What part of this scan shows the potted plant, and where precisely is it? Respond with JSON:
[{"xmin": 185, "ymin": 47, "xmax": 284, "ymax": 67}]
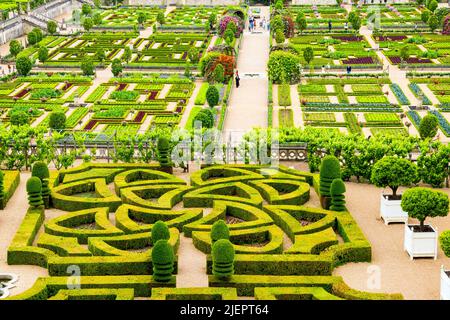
[
  {"xmin": 439, "ymin": 231, "xmax": 450, "ymax": 300},
  {"xmin": 401, "ymin": 187, "xmax": 449, "ymax": 260},
  {"xmin": 371, "ymin": 156, "xmax": 418, "ymax": 225}
]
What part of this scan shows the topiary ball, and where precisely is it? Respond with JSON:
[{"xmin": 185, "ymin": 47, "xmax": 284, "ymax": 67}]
[
  {"xmin": 26, "ymin": 176, "xmax": 42, "ymax": 193},
  {"xmin": 212, "ymin": 239, "xmax": 235, "ymax": 264},
  {"xmin": 152, "ymin": 220, "xmax": 170, "ymax": 244},
  {"xmin": 32, "ymin": 161, "xmax": 50, "ymax": 180},
  {"xmin": 211, "ymin": 220, "xmax": 230, "ymax": 243}
]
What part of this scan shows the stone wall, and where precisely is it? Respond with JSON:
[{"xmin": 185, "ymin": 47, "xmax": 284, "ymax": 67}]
[{"xmin": 0, "ymin": 17, "xmax": 24, "ymax": 45}]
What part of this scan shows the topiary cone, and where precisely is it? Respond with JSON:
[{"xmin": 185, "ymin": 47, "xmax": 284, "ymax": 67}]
[
  {"xmin": 152, "ymin": 239, "xmax": 174, "ymax": 282},
  {"xmin": 319, "ymin": 155, "xmax": 341, "ymax": 209},
  {"xmin": 211, "ymin": 219, "xmax": 230, "ymax": 243},
  {"xmin": 32, "ymin": 162, "xmax": 50, "ymax": 208},
  {"xmin": 212, "ymin": 239, "xmax": 234, "ymax": 280},
  {"xmin": 330, "ymin": 178, "xmax": 346, "ymax": 212},
  {"xmin": 26, "ymin": 177, "xmax": 43, "ymax": 208}
]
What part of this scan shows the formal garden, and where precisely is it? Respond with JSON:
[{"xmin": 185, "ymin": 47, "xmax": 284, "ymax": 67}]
[{"xmin": 0, "ymin": 0, "xmax": 450, "ymax": 303}]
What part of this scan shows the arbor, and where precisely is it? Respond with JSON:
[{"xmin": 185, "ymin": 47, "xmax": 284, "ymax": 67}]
[
  {"xmin": 303, "ymin": 47, "xmax": 314, "ymax": 65},
  {"xmin": 9, "ymin": 39, "xmax": 23, "ymax": 57},
  {"xmin": 49, "ymin": 111, "xmax": 66, "ymax": 131},
  {"xmin": 31, "ymin": 161, "xmax": 50, "ymax": 208},
  {"xmin": 428, "ymin": 14, "xmax": 439, "ymax": 31},
  {"xmin": 152, "ymin": 220, "xmax": 170, "ymax": 244},
  {"xmin": 418, "ymin": 114, "xmax": 438, "ymax": 139},
  {"xmin": 151, "ymin": 239, "xmax": 174, "ymax": 282},
  {"xmin": 157, "ymin": 11, "xmax": 165, "ymax": 25},
  {"xmin": 47, "ymin": 20, "xmax": 57, "ymax": 35},
  {"xmin": 81, "ymin": 58, "xmax": 94, "ymax": 76},
  {"xmin": 319, "ymin": 155, "xmax": 341, "ymax": 209},
  {"xmin": 38, "ymin": 46, "xmax": 48, "ymax": 63},
  {"xmin": 111, "ymin": 59, "xmax": 123, "ymax": 77},
  {"xmin": 330, "ymin": 178, "xmax": 346, "ymax": 211},
  {"xmin": 206, "ymin": 85, "xmax": 220, "ymax": 107},
  {"xmin": 371, "ymin": 156, "xmax": 418, "ymax": 198},
  {"xmin": 212, "ymin": 239, "xmax": 234, "ymax": 279},
  {"xmin": 401, "ymin": 187, "xmax": 449, "ymax": 231},
  {"xmin": 26, "ymin": 176, "xmax": 43, "ymax": 208},
  {"xmin": 16, "ymin": 56, "xmax": 33, "ymax": 76},
  {"xmin": 211, "ymin": 220, "xmax": 230, "ymax": 243},
  {"xmin": 83, "ymin": 17, "xmax": 94, "ymax": 32}
]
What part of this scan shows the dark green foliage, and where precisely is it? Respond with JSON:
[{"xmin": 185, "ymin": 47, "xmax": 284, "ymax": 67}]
[
  {"xmin": 47, "ymin": 21, "xmax": 57, "ymax": 35},
  {"xmin": 303, "ymin": 47, "xmax": 314, "ymax": 65},
  {"xmin": 427, "ymin": 0, "xmax": 438, "ymax": 12},
  {"xmin": 439, "ymin": 230, "xmax": 450, "ymax": 257},
  {"xmin": 111, "ymin": 59, "xmax": 123, "ymax": 77},
  {"xmin": 26, "ymin": 177, "xmax": 43, "ymax": 208},
  {"xmin": 157, "ymin": 11, "xmax": 165, "ymax": 25},
  {"xmin": 152, "ymin": 239, "xmax": 174, "ymax": 282},
  {"xmin": 49, "ymin": 112, "xmax": 66, "ymax": 130},
  {"xmin": 83, "ymin": 17, "xmax": 94, "ymax": 32},
  {"xmin": 319, "ymin": 155, "xmax": 341, "ymax": 198},
  {"xmin": 82, "ymin": 4, "xmax": 92, "ymax": 15},
  {"xmin": 157, "ymin": 137, "xmax": 172, "ymax": 170},
  {"xmin": 206, "ymin": 85, "xmax": 219, "ymax": 107},
  {"xmin": 428, "ymin": 15, "xmax": 439, "ymax": 31},
  {"xmin": 38, "ymin": 46, "xmax": 48, "ymax": 63},
  {"xmin": 81, "ymin": 58, "xmax": 94, "ymax": 76},
  {"xmin": 212, "ymin": 239, "xmax": 234, "ymax": 279},
  {"xmin": 213, "ymin": 64, "xmax": 225, "ymax": 83},
  {"xmin": 419, "ymin": 114, "xmax": 438, "ymax": 139},
  {"xmin": 330, "ymin": 178, "xmax": 346, "ymax": 211},
  {"xmin": 32, "ymin": 161, "xmax": 50, "ymax": 208},
  {"xmin": 9, "ymin": 40, "xmax": 23, "ymax": 57},
  {"xmin": 152, "ymin": 220, "xmax": 170, "ymax": 244},
  {"xmin": 211, "ymin": 220, "xmax": 230, "ymax": 243},
  {"xmin": 10, "ymin": 110, "xmax": 29, "ymax": 126},
  {"xmin": 27, "ymin": 31, "xmax": 37, "ymax": 46},
  {"xmin": 401, "ymin": 187, "xmax": 449, "ymax": 231},
  {"xmin": 16, "ymin": 56, "xmax": 33, "ymax": 76},
  {"xmin": 193, "ymin": 108, "xmax": 214, "ymax": 128},
  {"xmin": 422, "ymin": 9, "xmax": 431, "ymax": 23}
]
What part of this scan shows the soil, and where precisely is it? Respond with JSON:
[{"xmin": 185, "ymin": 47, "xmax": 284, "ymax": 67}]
[
  {"xmin": 409, "ymin": 225, "xmax": 435, "ymax": 233},
  {"xmin": 73, "ymin": 223, "xmax": 97, "ymax": 230},
  {"xmin": 383, "ymin": 194, "xmax": 402, "ymax": 201},
  {"xmin": 298, "ymin": 219, "xmax": 311, "ymax": 227},
  {"xmin": 226, "ymin": 216, "xmax": 245, "ymax": 224}
]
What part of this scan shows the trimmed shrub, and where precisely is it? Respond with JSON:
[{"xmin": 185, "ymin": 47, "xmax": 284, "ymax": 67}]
[
  {"xmin": 81, "ymin": 59, "xmax": 94, "ymax": 76},
  {"xmin": 193, "ymin": 108, "xmax": 214, "ymax": 129},
  {"xmin": 268, "ymin": 51, "xmax": 301, "ymax": 84},
  {"xmin": 47, "ymin": 21, "xmax": 57, "ymax": 35},
  {"xmin": 16, "ymin": 56, "xmax": 33, "ymax": 76},
  {"xmin": 419, "ymin": 114, "xmax": 438, "ymax": 139},
  {"xmin": 32, "ymin": 162, "xmax": 50, "ymax": 208},
  {"xmin": 330, "ymin": 179, "xmax": 346, "ymax": 211},
  {"xmin": 10, "ymin": 110, "xmax": 29, "ymax": 126},
  {"xmin": 152, "ymin": 239, "xmax": 174, "ymax": 282},
  {"xmin": 211, "ymin": 220, "xmax": 230, "ymax": 243},
  {"xmin": 213, "ymin": 64, "xmax": 225, "ymax": 84},
  {"xmin": 26, "ymin": 177, "xmax": 43, "ymax": 208},
  {"xmin": 49, "ymin": 112, "xmax": 66, "ymax": 131},
  {"xmin": 157, "ymin": 137, "xmax": 172, "ymax": 173},
  {"xmin": 152, "ymin": 220, "xmax": 170, "ymax": 244},
  {"xmin": 440, "ymin": 230, "xmax": 450, "ymax": 257},
  {"xmin": 275, "ymin": 29, "xmax": 285, "ymax": 44},
  {"xmin": 319, "ymin": 155, "xmax": 341, "ymax": 209},
  {"xmin": 206, "ymin": 85, "xmax": 219, "ymax": 108},
  {"xmin": 212, "ymin": 239, "xmax": 234, "ymax": 280}
]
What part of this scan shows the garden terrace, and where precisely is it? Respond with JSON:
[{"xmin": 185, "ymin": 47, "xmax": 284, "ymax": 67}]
[
  {"xmin": 289, "ymin": 5, "xmax": 349, "ymax": 31},
  {"xmin": 4, "ymin": 163, "xmax": 402, "ymax": 300},
  {"xmin": 361, "ymin": 4, "xmax": 428, "ymax": 30},
  {"xmin": 95, "ymin": 7, "xmax": 160, "ymax": 29},
  {"xmin": 409, "ymin": 76, "xmax": 450, "ymax": 109}
]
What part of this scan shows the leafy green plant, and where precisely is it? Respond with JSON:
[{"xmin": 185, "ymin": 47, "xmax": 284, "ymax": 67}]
[
  {"xmin": 49, "ymin": 112, "xmax": 66, "ymax": 131},
  {"xmin": 26, "ymin": 176, "xmax": 43, "ymax": 208},
  {"xmin": 152, "ymin": 239, "xmax": 174, "ymax": 282},
  {"xmin": 31, "ymin": 161, "xmax": 50, "ymax": 208},
  {"xmin": 206, "ymin": 85, "xmax": 219, "ymax": 108},
  {"xmin": 330, "ymin": 178, "xmax": 346, "ymax": 211},
  {"xmin": 418, "ymin": 114, "xmax": 438, "ymax": 139},
  {"xmin": 319, "ymin": 155, "xmax": 341, "ymax": 209},
  {"xmin": 211, "ymin": 220, "xmax": 230, "ymax": 243},
  {"xmin": 212, "ymin": 239, "xmax": 234, "ymax": 279},
  {"xmin": 152, "ymin": 220, "xmax": 170, "ymax": 244}
]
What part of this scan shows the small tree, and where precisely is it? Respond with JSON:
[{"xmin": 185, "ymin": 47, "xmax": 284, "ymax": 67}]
[
  {"xmin": 123, "ymin": 47, "xmax": 132, "ymax": 63},
  {"xmin": 81, "ymin": 3, "xmax": 92, "ymax": 15},
  {"xmin": 47, "ymin": 20, "xmax": 57, "ymax": 35},
  {"xmin": 157, "ymin": 137, "xmax": 172, "ymax": 173},
  {"xmin": 275, "ymin": 29, "xmax": 285, "ymax": 44},
  {"xmin": 319, "ymin": 155, "xmax": 341, "ymax": 209},
  {"xmin": 212, "ymin": 239, "xmax": 234, "ymax": 280},
  {"xmin": 296, "ymin": 15, "xmax": 307, "ymax": 34},
  {"xmin": 439, "ymin": 230, "xmax": 450, "ymax": 257},
  {"xmin": 157, "ymin": 11, "xmax": 165, "ymax": 25},
  {"xmin": 211, "ymin": 220, "xmax": 230, "ymax": 243},
  {"xmin": 32, "ymin": 161, "xmax": 50, "ymax": 208},
  {"xmin": 10, "ymin": 110, "xmax": 29, "ymax": 126},
  {"xmin": 418, "ymin": 114, "xmax": 438, "ymax": 139},
  {"xmin": 303, "ymin": 47, "xmax": 314, "ymax": 66},
  {"xmin": 151, "ymin": 239, "xmax": 174, "ymax": 282},
  {"xmin": 49, "ymin": 111, "xmax": 66, "ymax": 131},
  {"xmin": 330, "ymin": 178, "xmax": 346, "ymax": 211},
  {"xmin": 16, "ymin": 56, "xmax": 33, "ymax": 76},
  {"xmin": 137, "ymin": 12, "xmax": 146, "ymax": 25},
  {"xmin": 38, "ymin": 46, "xmax": 48, "ymax": 63},
  {"xmin": 152, "ymin": 220, "xmax": 170, "ymax": 244},
  {"xmin": 27, "ymin": 31, "xmax": 37, "ymax": 46},
  {"xmin": 32, "ymin": 28, "xmax": 43, "ymax": 42},
  {"xmin": 206, "ymin": 85, "xmax": 219, "ymax": 107},
  {"xmin": 188, "ymin": 47, "xmax": 199, "ymax": 63},
  {"xmin": 111, "ymin": 59, "xmax": 123, "ymax": 77},
  {"xmin": 26, "ymin": 177, "xmax": 43, "ymax": 208},
  {"xmin": 371, "ymin": 156, "xmax": 418, "ymax": 198},
  {"xmin": 421, "ymin": 10, "xmax": 431, "ymax": 23},
  {"xmin": 93, "ymin": 12, "xmax": 102, "ymax": 25},
  {"xmin": 400, "ymin": 45, "xmax": 410, "ymax": 64},
  {"xmin": 83, "ymin": 17, "xmax": 94, "ymax": 32},
  {"xmin": 193, "ymin": 109, "xmax": 214, "ymax": 128},
  {"xmin": 427, "ymin": 0, "xmax": 438, "ymax": 12},
  {"xmin": 401, "ymin": 187, "xmax": 449, "ymax": 231},
  {"xmin": 428, "ymin": 15, "xmax": 439, "ymax": 32},
  {"xmin": 81, "ymin": 58, "xmax": 94, "ymax": 76},
  {"xmin": 213, "ymin": 64, "xmax": 225, "ymax": 83},
  {"xmin": 95, "ymin": 48, "xmax": 106, "ymax": 63},
  {"xmin": 9, "ymin": 40, "xmax": 23, "ymax": 57},
  {"xmin": 350, "ymin": 15, "xmax": 361, "ymax": 32}
]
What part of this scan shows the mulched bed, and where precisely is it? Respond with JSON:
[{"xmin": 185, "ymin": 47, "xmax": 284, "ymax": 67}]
[
  {"xmin": 84, "ymin": 120, "xmax": 98, "ymax": 131},
  {"xmin": 226, "ymin": 216, "xmax": 245, "ymax": 224},
  {"xmin": 148, "ymin": 91, "xmax": 158, "ymax": 100},
  {"xmin": 14, "ymin": 88, "xmax": 30, "ymax": 98},
  {"xmin": 333, "ymin": 35, "xmax": 363, "ymax": 42},
  {"xmin": 62, "ymin": 83, "xmax": 73, "ymax": 91},
  {"xmin": 132, "ymin": 111, "xmax": 146, "ymax": 123},
  {"xmin": 342, "ymin": 57, "xmax": 374, "ymax": 64},
  {"xmin": 389, "ymin": 56, "xmax": 432, "ymax": 64},
  {"xmin": 73, "ymin": 223, "xmax": 97, "ymax": 230},
  {"xmin": 375, "ymin": 35, "xmax": 407, "ymax": 41},
  {"xmin": 117, "ymin": 83, "xmax": 127, "ymax": 91}
]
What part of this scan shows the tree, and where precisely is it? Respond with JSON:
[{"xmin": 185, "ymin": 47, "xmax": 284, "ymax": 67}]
[
  {"xmin": 296, "ymin": 15, "xmax": 307, "ymax": 34},
  {"xmin": 151, "ymin": 239, "xmax": 174, "ymax": 282},
  {"xmin": 26, "ymin": 176, "xmax": 43, "ymax": 208},
  {"xmin": 208, "ymin": 13, "xmax": 217, "ymax": 28},
  {"xmin": 188, "ymin": 47, "xmax": 199, "ymax": 63},
  {"xmin": 401, "ymin": 187, "xmax": 449, "ymax": 231},
  {"xmin": 400, "ymin": 45, "xmax": 410, "ymax": 63},
  {"xmin": 32, "ymin": 28, "xmax": 43, "ymax": 42},
  {"xmin": 268, "ymin": 51, "xmax": 301, "ymax": 83},
  {"xmin": 224, "ymin": 28, "xmax": 234, "ymax": 46},
  {"xmin": 421, "ymin": 9, "xmax": 431, "ymax": 23},
  {"xmin": 10, "ymin": 110, "xmax": 29, "ymax": 126},
  {"xmin": 123, "ymin": 47, "xmax": 132, "ymax": 63},
  {"xmin": 157, "ymin": 11, "xmax": 165, "ymax": 25},
  {"xmin": 152, "ymin": 220, "xmax": 170, "ymax": 244},
  {"xmin": 95, "ymin": 48, "xmax": 106, "ymax": 62},
  {"xmin": 83, "ymin": 17, "xmax": 94, "ymax": 32},
  {"xmin": 419, "ymin": 114, "xmax": 438, "ymax": 139},
  {"xmin": 212, "ymin": 239, "xmax": 234, "ymax": 279},
  {"xmin": 275, "ymin": 0, "xmax": 283, "ymax": 10},
  {"xmin": 80, "ymin": 58, "xmax": 94, "ymax": 76},
  {"xmin": 319, "ymin": 155, "xmax": 341, "ymax": 209},
  {"xmin": 275, "ymin": 29, "xmax": 285, "ymax": 44},
  {"xmin": 350, "ymin": 15, "xmax": 361, "ymax": 32},
  {"xmin": 348, "ymin": 11, "xmax": 358, "ymax": 25},
  {"xmin": 47, "ymin": 20, "xmax": 57, "ymax": 35},
  {"xmin": 213, "ymin": 64, "xmax": 225, "ymax": 83},
  {"xmin": 211, "ymin": 220, "xmax": 230, "ymax": 243},
  {"xmin": 111, "ymin": 59, "xmax": 123, "ymax": 77},
  {"xmin": 371, "ymin": 156, "xmax": 418, "ymax": 198},
  {"xmin": 27, "ymin": 31, "xmax": 37, "ymax": 46},
  {"xmin": 193, "ymin": 108, "xmax": 214, "ymax": 128},
  {"xmin": 157, "ymin": 137, "xmax": 172, "ymax": 173},
  {"xmin": 9, "ymin": 39, "xmax": 23, "ymax": 57},
  {"xmin": 427, "ymin": 0, "xmax": 438, "ymax": 12},
  {"xmin": 271, "ymin": 15, "xmax": 284, "ymax": 34},
  {"xmin": 31, "ymin": 161, "xmax": 50, "ymax": 208},
  {"xmin": 81, "ymin": 3, "xmax": 92, "ymax": 16},
  {"xmin": 49, "ymin": 111, "xmax": 66, "ymax": 131},
  {"xmin": 137, "ymin": 12, "xmax": 146, "ymax": 25},
  {"xmin": 303, "ymin": 47, "xmax": 314, "ymax": 65},
  {"xmin": 428, "ymin": 14, "xmax": 439, "ymax": 31},
  {"xmin": 38, "ymin": 46, "xmax": 48, "ymax": 63},
  {"xmin": 330, "ymin": 178, "xmax": 346, "ymax": 211},
  {"xmin": 206, "ymin": 85, "xmax": 219, "ymax": 107},
  {"xmin": 93, "ymin": 12, "xmax": 102, "ymax": 25},
  {"xmin": 16, "ymin": 56, "xmax": 33, "ymax": 76}
]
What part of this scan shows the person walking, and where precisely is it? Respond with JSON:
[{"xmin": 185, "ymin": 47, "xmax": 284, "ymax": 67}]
[
  {"xmin": 235, "ymin": 70, "xmax": 240, "ymax": 88},
  {"xmin": 344, "ymin": 22, "xmax": 348, "ymax": 32},
  {"xmin": 328, "ymin": 20, "xmax": 332, "ymax": 32}
]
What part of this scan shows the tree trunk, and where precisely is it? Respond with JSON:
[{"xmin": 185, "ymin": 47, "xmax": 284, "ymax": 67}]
[
  {"xmin": 420, "ymin": 219, "xmax": 425, "ymax": 232},
  {"xmin": 392, "ymin": 186, "xmax": 398, "ymax": 197}
]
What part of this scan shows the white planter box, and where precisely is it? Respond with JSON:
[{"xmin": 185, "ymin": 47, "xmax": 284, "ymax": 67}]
[
  {"xmin": 440, "ymin": 266, "xmax": 450, "ymax": 300},
  {"xmin": 380, "ymin": 194, "xmax": 408, "ymax": 225},
  {"xmin": 404, "ymin": 224, "xmax": 438, "ymax": 260}
]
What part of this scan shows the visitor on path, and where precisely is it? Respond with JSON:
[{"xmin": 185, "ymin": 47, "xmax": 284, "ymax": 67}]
[
  {"xmin": 235, "ymin": 70, "xmax": 240, "ymax": 88},
  {"xmin": 321, "ymin": 65, "xmax": 325, "ymax": 74},
  {"xmin": 328, "ymin": 20, "xmax": 332, "ymax": 32},
  {"xmin": 344, "ymin": 22, "xmax": 348, "ymax": 32},
  {"xmin": 346, "ymin": 65, "xmax": 350, "ymax": 75}
]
